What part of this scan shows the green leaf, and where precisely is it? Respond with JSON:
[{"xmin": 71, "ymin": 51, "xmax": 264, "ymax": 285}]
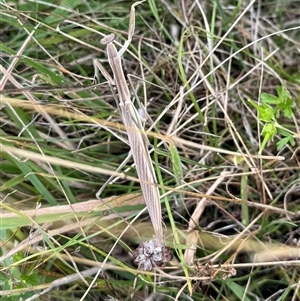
[
  {"xmin": 277, "ymin": 136, "xmax": 295, "ymax": 150},
  {"xmin": 225, "ymin": 279, "xmax": 252, "ymax": 301},
  {"xmin": 248, "ymin": 98, "xmax": 260, "ymax": 110},
  {"xmin": 0, "ymin": 174, "xmax": 26, "ymax": 191},
  {"xmin": 276, "ymin": 96, "xmax": 293, "ymax": 111},
  {"xmin": 7, "ymin": 152, "xmax": 57, "ymax": 205},
  {"xmin": 248, "ymin": 99, "xmax": 275, "ymax": 122},
  {"xmin": 23, "ymin": 57, "xmax": 66, "ymax": 85},
  {"xmin": 262, "ymin": 122, "xmax": 277, "ymax": 140},
  {"xmin": 258, "ymin": 103, "xmax": 275, "ymax": 122},
  {"xmin": 277, "ymin": 128, "xmax": 291, "ymax": 137},
  {"xmin": 276, "ymin": 85, "xmax": 291, "ymax": 102},
  {"xmin": 283, "ymin": 106, "xmax": 293, "ymax": 118},
  {"xmin": 261, "ymin": 93, "xmax": 278, "ymax": 105},
  {"xmin": 21, "ymin": 271, "xmax": 40, "ymax": 286}
]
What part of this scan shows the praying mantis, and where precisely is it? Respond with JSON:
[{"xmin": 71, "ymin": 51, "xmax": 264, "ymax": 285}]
[{"xmin": 94, "ymin": 1, "xmax": 173, "ymax": 270}]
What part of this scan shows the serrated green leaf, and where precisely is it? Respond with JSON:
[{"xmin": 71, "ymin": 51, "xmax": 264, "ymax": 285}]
[
  {"xmin": 258, "ymin": 103, "xmax": 275, "ymax": 122},
  {"xmin": 262, "ymin": 122, "xmax": 277, "ymax": 139},
  {"xmin": 276, "ymin": 85, "xmax": 291, "ymax": 101},
  {"xmin": 277, "ymin": 136, "xmax": 290, "ymax": 151}
]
